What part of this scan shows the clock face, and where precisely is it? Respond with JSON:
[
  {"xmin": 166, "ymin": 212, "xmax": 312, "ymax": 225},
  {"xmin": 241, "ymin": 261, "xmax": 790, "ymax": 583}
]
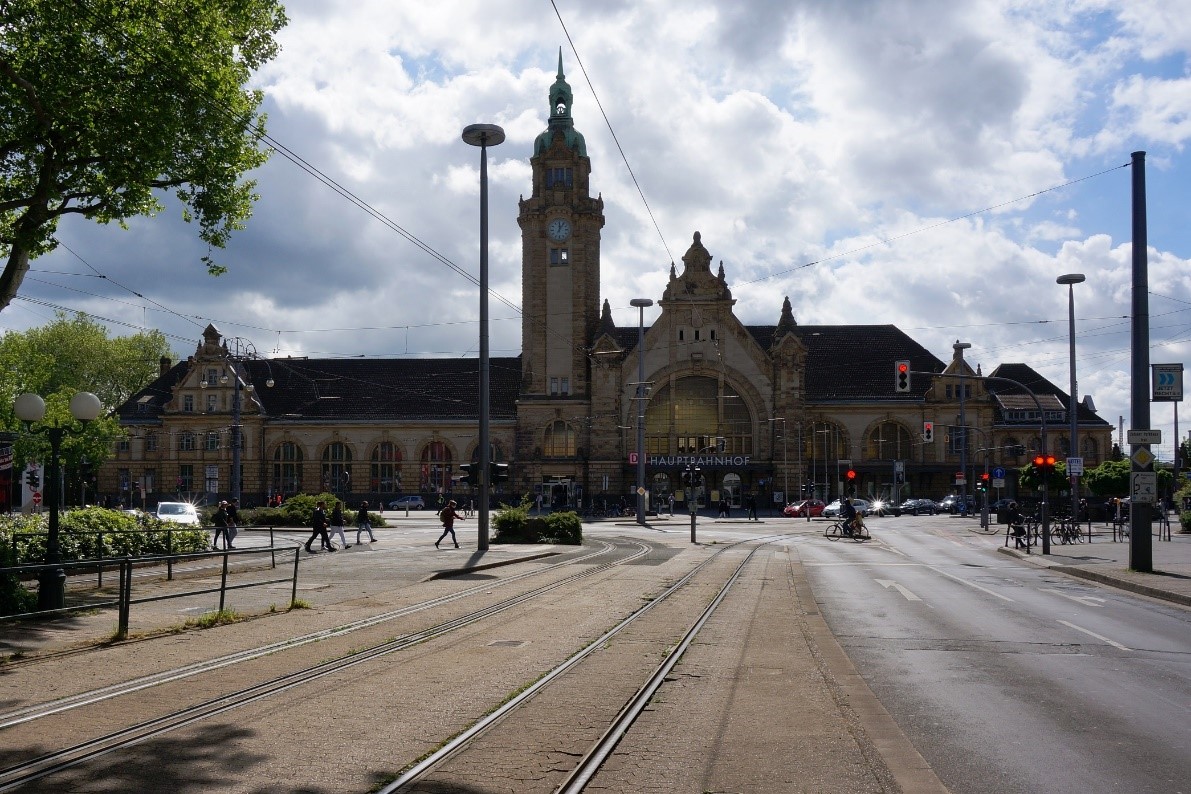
[{"xmin": 547, "ymin": 219, "xmax": 571, "ymax": 241}]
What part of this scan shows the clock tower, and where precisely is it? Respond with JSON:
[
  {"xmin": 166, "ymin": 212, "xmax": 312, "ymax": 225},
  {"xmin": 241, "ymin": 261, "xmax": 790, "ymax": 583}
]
[{"xmin": 517, "ymin": 50, "xmax": 605, "ymax": 400}]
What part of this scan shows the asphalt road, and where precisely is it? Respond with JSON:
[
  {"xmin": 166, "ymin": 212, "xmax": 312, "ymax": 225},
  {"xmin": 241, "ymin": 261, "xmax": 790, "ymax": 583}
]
[{"xmin": 797, "ymin": 515, "xmax": 1191, "ymax": 794}]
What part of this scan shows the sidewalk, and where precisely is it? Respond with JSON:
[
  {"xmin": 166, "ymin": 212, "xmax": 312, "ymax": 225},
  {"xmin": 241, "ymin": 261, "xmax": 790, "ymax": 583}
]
[{"xmin": 972, "ymin": 520, "xmax": 1191, "ymax": 607}]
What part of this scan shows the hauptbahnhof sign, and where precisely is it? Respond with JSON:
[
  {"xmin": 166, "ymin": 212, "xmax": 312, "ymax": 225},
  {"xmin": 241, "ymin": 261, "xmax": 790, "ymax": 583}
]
[{"xmin": 642, "ymin": 455, "xmax": 755, "ymax": 468}]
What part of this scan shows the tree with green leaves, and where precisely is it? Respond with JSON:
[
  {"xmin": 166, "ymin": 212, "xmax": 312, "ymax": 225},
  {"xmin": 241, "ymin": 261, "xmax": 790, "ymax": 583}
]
[
  {"xmin": 0, "ymin": 312, "xmax": 173, "ymax": 478},
  {"xmin": 0, "ymin": 0, "xmax": 288, "ymax": 312}
]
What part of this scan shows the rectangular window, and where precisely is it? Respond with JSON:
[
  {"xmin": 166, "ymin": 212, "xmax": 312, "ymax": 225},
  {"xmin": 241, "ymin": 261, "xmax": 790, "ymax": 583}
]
[
  {"xmin": 116, "ymin": 438, "xmax": 130, "ymax": 452},
  {"xmin": 550, "ymin": 377, "xmax": 559, "ymax": 395},
  {"xmin": 945, "ymin": 385, "xmax": 953, "ymax": 399},
  {"xmin": 549, "ymin": 247, "xmax": 569, "ymax": 266},
  {"xmin": 205, "ymin": 368, "xmax": 219, "ymax": 386},
  {"xmin": 146, "ymin": 433, "xmax": 158, "ymax": 452},
  {"xmin": 206, "ymin": 394, "xmax": 218, "ymax": 412},
  {"xmin": 678, "ymin": 329, "xmax": 684, "ymax": 341},
  {"xmin": 179, "ymin": 433, "xmax": 195, "ymax": 452},
  {"xmin": 178, "ymin": 465, "xmax": 193, "ymax": 491},
  {"xmin": 205, "ymin": 465, "xmax": 219, "ymax": 493},
  {"xmin": 118, "ymin": 468, "xmax": 130, "ymax": 491},
  {"xmin": 561, "ymin": 377, "xmax": 569, "ymax": 396},
  {"xmin": 545, "ymin": 167, "xmax": 573, "ymax": 188},
  {"xmin": 143, "ymin": 469, "xmax": 155, "ymax": 494},
  {"xmin": 206, "ymin": 432, "xmax": 220, "ymax": 451},
  {"xmin": 183, "ymin": 394, "xmax": 194, "ymax": 412}
]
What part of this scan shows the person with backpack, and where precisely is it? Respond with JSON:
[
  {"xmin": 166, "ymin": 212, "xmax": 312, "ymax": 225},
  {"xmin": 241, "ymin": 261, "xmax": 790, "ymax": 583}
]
[
  {"xmin": 212, "ymin": 501, "xmax": 231, "ymax": 550},
  {"xmin": 436, "ymin": 500, "xmax": 462, "ymax": 549}
]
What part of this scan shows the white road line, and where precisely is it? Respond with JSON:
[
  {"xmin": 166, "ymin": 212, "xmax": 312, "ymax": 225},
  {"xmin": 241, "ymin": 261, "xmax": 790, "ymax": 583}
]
[
  {"xmin": 1058, "ymin": 619, "xmax": 1131, "ymax": 651},
  {"xmin": 875, "ymin": 579, "xmax": 922, "ymax": 601},
  {"xmin": 1040, "ymin": 588, "xmax": 1106, "ymax": 607},
  {"xmin": 926, "ymin": 565, "xmax": 1016, "ymax": 602}
]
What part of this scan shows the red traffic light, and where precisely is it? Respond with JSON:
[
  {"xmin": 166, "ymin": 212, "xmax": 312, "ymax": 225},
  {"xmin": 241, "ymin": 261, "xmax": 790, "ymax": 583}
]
[
  {"xmin": 897, "ymin": 362, "xmax": 908, "ymax": 374},
  {"xmin": 1045, "ymin": 455, "xmax": 1056, "ymax": 466},
  {"xmin": 981, "ymin": 472, "xmax": 990, "ymax": 480},
  {"xmin": 1032, "ymin": 455, "xmax": 1046, "ymax": 467},
  {"xmin": 846, "ymin": 469, "xmax": 856, "ymax": 480}
]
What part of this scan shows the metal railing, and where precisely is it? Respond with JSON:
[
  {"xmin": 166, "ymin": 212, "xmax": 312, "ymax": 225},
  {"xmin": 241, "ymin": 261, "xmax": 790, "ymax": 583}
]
[{"xmin": 1, "ymin": 545, "xmax": 301, "ymax": 639}]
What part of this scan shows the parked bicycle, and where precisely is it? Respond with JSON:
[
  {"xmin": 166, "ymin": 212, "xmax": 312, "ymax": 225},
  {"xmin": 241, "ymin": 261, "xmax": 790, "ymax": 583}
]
[{"xmin": 1050, "ymin": 519, "xmax": 1083, "ymax": 545}]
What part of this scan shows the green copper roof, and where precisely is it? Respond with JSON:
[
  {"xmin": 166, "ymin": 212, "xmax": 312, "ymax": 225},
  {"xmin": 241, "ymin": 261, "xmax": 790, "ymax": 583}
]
[{"xmin": 534, "ymin": 48, "xmax": 586, "ymax": 156}]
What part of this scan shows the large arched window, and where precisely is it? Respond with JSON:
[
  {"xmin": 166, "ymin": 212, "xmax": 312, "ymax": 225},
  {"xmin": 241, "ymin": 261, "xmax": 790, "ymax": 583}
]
[
  {"xmin": 1081, "ymin": 436, "xmax": 1099, "ymax": 463},
  {"xmin": 644, "ymin": 376, "xmax": 752, "ymax": 455},
  {"xmin": 421, "ymin": 441, "xmax": 452, "ymax": 493},
  {"xmin": 371, "ymin": 442, "xmax": 402, "ymax": 492},
  {"xmin": 322, "ymin": 442, "xmax": 353, "ymax": 493},
  {"xmin": 543, "ymin": 420, "xmax": 576, "ymax": 458},
  {"xmin": 866, "ymin": 422, "xmax": 913, "ymax": 460},
  {"xmin": 273, "ymin": 441, "xmax": 303, "ymax": 494}
]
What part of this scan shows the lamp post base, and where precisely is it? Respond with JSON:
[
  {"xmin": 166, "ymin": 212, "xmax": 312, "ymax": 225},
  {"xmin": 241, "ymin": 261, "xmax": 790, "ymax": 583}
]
[{"xmin": 37, "ymin": 566, "xmax": 66, "ymax": 612}]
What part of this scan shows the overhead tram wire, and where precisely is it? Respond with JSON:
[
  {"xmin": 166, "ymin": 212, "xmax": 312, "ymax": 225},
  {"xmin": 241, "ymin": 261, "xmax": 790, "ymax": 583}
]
[{"xmin": 550, "ymin": 0, "xmax": 674, "ymax": 266}]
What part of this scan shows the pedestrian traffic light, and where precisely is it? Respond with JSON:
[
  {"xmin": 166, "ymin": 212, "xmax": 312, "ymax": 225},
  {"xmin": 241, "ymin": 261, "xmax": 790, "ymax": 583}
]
[
  {"xmin": 922, "ymin": 421, "xmax": 934, "ymax": 443},
  {"xmin": 489, "ymin": 462, "xmax": 509, "ymax": 483},
  {"xmin": 459, "ymin": 463, "xmax": 480, "ymax": 486},
  {"xmin": 895, "ymin": 360, "xmax": 911, "ymax": 393}
]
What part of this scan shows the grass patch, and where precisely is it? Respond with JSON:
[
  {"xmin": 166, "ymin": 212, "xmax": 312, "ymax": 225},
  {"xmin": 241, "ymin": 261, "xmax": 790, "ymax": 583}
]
[
  {"xmin": 184, "ymin": 609, "xmax": 243, "ymax": 629},
  {"xmin": 289, "ymin": 598, "xmax": 313, "ymax": 610}
]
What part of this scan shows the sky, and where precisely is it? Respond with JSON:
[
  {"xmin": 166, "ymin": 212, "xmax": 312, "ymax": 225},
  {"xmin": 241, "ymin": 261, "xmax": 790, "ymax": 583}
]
[{"xmin": 6, "ymin": 0, "xmax": 1191, "ymax": 462}]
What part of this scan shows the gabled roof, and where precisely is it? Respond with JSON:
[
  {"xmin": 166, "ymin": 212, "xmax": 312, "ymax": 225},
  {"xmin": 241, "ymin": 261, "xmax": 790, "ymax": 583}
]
[
  {"xmin": 987, "ymin": 363, "xmax": 1111, "ymax": 426},
  {"xmin": 118, "ymin": 356, "xmax": 522, "ymax": 424}
]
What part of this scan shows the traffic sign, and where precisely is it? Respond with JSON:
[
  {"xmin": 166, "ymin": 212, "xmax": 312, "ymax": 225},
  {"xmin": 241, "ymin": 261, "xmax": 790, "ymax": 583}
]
[
  {"xmin": 1131, "ymin": 447, "xmax": 1155, "ymax": 468},
  {"xmin": 992, "ymin": 466, "xmax": 1006, "ymax": 479},
  {"xmin": 1127, "ymin": 429, "xmax": 1161, "ymax": 445},
  {"xmin": 992, "ymin": 478, "xmax": 1005, "ymax": 488},
  {"xmin": 1131, "ymin": 472, "xmax": 1157, "ymax": 503},
  {"xmin": 32, "ymin": 492, "xmax": 41, "ymax": 505},
  {"xmin": 1151, "ymin": 363, "xmax": 1183, "ymax": 402},
  {"xmin": 1067, "ymin": 457, "xmax": 1084, "ymax": 476}
]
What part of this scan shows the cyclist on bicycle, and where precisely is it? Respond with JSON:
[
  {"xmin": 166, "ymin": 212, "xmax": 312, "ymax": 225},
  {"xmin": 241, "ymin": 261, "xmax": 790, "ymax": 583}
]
[{"xmin": 839, "ymin": 497, "xmax": 859, "ymax": 536}]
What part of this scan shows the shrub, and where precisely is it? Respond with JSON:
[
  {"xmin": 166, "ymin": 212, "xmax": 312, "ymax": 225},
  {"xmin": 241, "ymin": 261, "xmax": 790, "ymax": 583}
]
[{"xmin": 492, "ymin": 500, "xmax": 582, "ymax": 545}]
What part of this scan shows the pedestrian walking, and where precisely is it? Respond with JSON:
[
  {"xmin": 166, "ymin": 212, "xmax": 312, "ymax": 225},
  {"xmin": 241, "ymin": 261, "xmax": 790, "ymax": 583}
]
[
  {"xmin": 328, "ymin": 501, "xmax": 351, "ymax": 549},
  {"xmin": 746, "ymin": 493, "xmax": 758, "ymax": 521},
  {"xmin": 717, "ymin": 498, "xmax": 730, "ymax": 518},
  {"xmin": 436, "ymin": 500, "xmax": 462, "ymax": 548},
  {"xmin": 356, "ymin": 501, "xmax": 376, "ymax": 544},
  {"xmin": 212, "ymin": 500, "xmax": 230, "ymax": 550},
  {"xmin": 225, "ymin": 498, "xmax": 239, "ymax": 548},
  {"xmin": 668, "ymin": 493, "xmax": 675, "ymax": 516},
  {"xmin": 305, "ymin": 500, "xmax": 335, "ymax": 553}
]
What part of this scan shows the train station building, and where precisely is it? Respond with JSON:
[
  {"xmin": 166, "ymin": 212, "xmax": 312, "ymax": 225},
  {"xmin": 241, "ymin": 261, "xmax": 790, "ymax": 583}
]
[{"xmin": 103, "ymin": 57, "xmax": 1113, "ymax": 512}]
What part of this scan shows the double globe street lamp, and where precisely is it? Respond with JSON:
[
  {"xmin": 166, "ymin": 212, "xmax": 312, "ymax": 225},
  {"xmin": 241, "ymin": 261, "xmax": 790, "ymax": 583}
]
[{"xmin": 14, "ymin": 391, "xmax": 103, "ymax": 611}]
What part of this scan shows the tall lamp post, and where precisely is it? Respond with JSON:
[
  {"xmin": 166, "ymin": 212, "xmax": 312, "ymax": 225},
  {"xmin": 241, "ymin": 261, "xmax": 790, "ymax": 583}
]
[
  {"xmin": 14, "ymin": 391, "xmax": 103, "ymax": 611},
  {"xmin": 768, "ymin": 418, "xmax": 788, "ymax": 507},
  {"xmin": 210, "ymin": 337, "xmax": 273, "ymax": 505},
  {"xmin": 630, "ymin": 298, "xmax": 654, "ymax": 524},
  {"xmin": 1057, "ymin": 274, "xmax": 1085, "ymax": 526},
  {"xmin": 462, "ymin": 122, "xmax": 505, "ymax": 550}
]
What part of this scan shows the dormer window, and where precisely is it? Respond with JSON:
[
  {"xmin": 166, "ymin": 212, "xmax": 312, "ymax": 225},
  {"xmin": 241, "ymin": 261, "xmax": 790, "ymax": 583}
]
[{"xmin": 183, "ymin": 394, "xmax": 194, "ymax": 412}]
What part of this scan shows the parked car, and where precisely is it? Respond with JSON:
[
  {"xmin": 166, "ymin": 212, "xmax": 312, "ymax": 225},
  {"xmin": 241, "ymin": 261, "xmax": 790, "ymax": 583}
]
[
  {"xmin": 867, "ymin": 498, "xmax": 895, "ymax": 517},
  {"xmin": 388, "ymin": 495, "xmax": 426, "ymax": 510},
  {"xmin": 990, "ymin": 498, "xmax": 1018, "ymax": 512},
  {"xmin": 939, "ymin": 494, "xmax": 978, "ymax": 514},
  {"xmin": 784, "ymin": 499, "xmax": 826, "ymax": 518},
  {"xmin": 898, "ymin": 498, "xmax": 939, "ymax": 515},
  {"xmin": 822, "ymin": 498, "xmax": 872, "ymax": 518},
  {"xmin": 155, "ymin": 501, "xmax": 199, "ymax": 525}
]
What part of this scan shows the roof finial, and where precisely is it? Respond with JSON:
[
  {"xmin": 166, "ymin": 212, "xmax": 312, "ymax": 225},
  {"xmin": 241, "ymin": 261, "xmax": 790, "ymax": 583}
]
[{"xmin": 557, "ymin": 47, "xmax": 564, "ymax": 79}]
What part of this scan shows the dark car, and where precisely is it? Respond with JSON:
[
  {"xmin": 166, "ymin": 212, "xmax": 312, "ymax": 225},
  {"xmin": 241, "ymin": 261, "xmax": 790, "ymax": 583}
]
[{"xmin": 898, "ymin": 498, "xmax": 939, "ymax": 515}]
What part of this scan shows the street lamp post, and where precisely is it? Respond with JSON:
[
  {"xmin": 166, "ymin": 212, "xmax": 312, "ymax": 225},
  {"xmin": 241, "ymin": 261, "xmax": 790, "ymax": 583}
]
[
  {"xmin": 1058, "ymin": 274, "xmax": 1085, "ymax": 527},
  {"xmin": 630, "ymin": 298, "xmax": 654, "ymax": 524},
  {"xmin": 14, "ymin": 391, "xmax": 103, "ymax": 611},
  {"xmin": 462, "ymin": 122, "xmax": 505, "ymax": 550},
  {"xmin": 954, "ymin": 341, "xmax": 972, "ymax": 512},
  {"xmin": 768, "ymin": 418, "xmax": 788, "ymax": 509},
  {"xmin": 211, "ymin": 338, "xmax": 273, "ymax": 505}
]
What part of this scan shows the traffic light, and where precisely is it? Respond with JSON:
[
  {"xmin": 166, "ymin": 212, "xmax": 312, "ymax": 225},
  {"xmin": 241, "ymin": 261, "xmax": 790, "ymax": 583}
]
[
  {"xmin": 846, "ymin": 469, "xmax": 856, "ymax": 481},
  {"xmin": 460, "ymin": 463, "xmax": 479, "ymax": 486},
  {"xmin": 895, "ymin": 360, "xmax": 911, "ymax": 393},
  {"xmin": 25, "ymin": 470, "xmax": 39, "ymax": 488},
  {"xmin": 922, "ymin": 421, "xmax": 934, "ymax": 443},
  {"xmin": 1032, "ymin": 454, "xmax": 1057, "ymax": 474},
  {"xmin": 977, "ymin": 472, "xmax": 990, "ymax": 492},
  {"xmin": 489, "ymin": 462, "xmax": 509, "ymax": 483}
]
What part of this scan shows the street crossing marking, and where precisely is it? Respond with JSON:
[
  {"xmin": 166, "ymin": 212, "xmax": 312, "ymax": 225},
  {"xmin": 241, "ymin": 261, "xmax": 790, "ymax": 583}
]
[
  {"xmin": 1040, "ymin": 588, "xmax": 1106, "ymax": 607},
  {"xmin": 875, "ymin": 579, "xmax": 922, "ymax": 601},
  {"xmin": 1058, "ymin": 619, "xmax": 1130, "ymax": 651}
]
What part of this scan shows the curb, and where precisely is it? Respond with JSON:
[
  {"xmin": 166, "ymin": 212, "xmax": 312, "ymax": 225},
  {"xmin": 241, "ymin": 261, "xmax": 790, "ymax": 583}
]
[{"xmin": 997, "ymin": 546, "xmax": 1191, "ymax": 608}]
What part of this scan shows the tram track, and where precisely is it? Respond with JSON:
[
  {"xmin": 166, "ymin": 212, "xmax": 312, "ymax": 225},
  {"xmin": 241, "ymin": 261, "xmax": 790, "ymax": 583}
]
[
  {"xmin": 0, "ymin": 540, "xmax": 656, "ymax": 791},
  {"xmin": 379, "ymin": 536, "xmax": 781, "ymax": 793},
  {"xmin": 0, "ymin": 539, "xmax": 631, "ymax": 730}
]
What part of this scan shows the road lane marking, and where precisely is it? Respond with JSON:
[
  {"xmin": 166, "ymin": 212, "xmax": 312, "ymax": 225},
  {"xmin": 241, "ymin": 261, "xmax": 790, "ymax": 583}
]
[
  {"xmin": 926, "ymin": 565, "xmax": 1016, "ymax": 602},
  {"xmin": 1040, "ymin": 588, "xmax": 1106, "ymax": 607},
  {"xmin": 1057, "ymin": 620, "xmax": 1131, "ymax": 651},
  {"xmin": 875, "ymin": 579, "xmax": 922, "ymax": 601}
]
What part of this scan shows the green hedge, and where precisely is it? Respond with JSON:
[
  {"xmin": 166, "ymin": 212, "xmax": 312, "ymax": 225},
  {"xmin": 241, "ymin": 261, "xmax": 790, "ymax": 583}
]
[
  {"xmin": 492, "ymin": 501, "xmax": 582, "ymax": 545},
  {"xmin": 0, "ymin": 507, "xmax": 210, "ymax": 566},
  {"xmin": 245, "ymin": 493, "xmax": 385, "ymax": 528}
]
